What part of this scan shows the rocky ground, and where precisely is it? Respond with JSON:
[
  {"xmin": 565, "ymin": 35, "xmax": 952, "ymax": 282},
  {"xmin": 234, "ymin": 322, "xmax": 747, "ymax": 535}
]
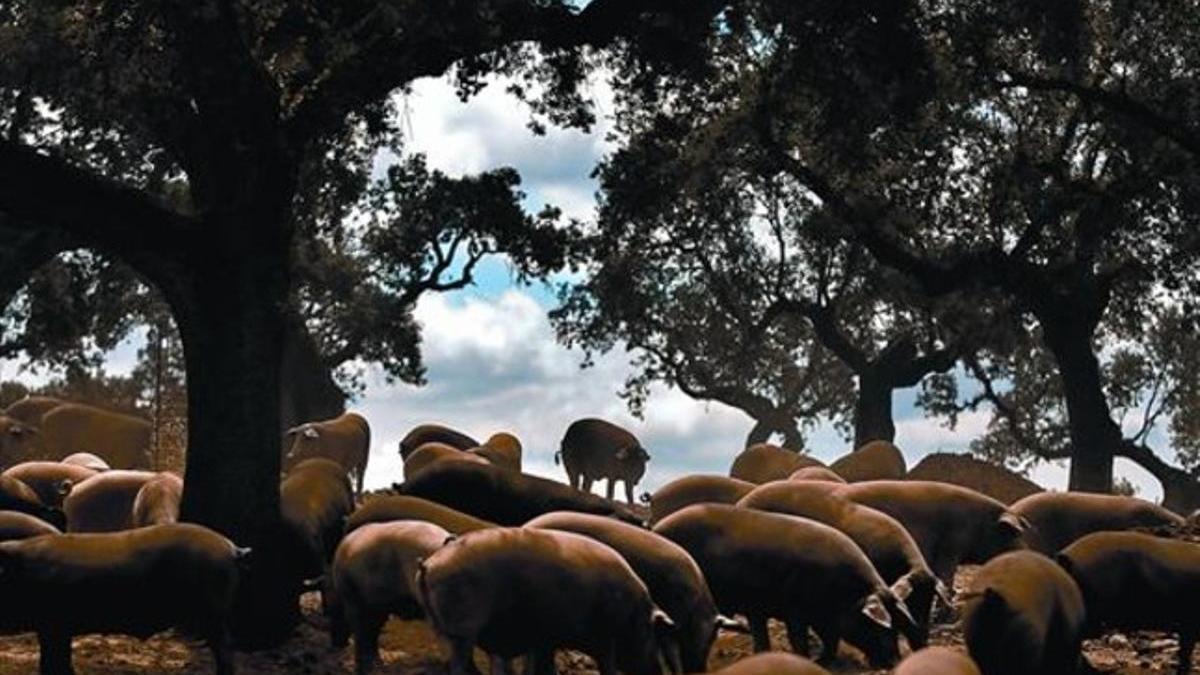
[{"xmin": 0, "ymin": 567, "xmax": 1191, "ymax": 674}]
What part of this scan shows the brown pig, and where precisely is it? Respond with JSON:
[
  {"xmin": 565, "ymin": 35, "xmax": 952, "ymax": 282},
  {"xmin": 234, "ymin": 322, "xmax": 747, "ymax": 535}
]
[
  {"xmin": 738, "ymin": 481, "xmax": 948, "ymax": 647},
  {"xmin": 280, "ymin": 458, "xmax": 355, "ymax": 622},
  {"xmin": 1057, "ymin": 531, "xmax": 1200, "ymax": 675},
  {"xmin": 416, "ymin": 527, "xmax": 680, "ymax": 675},
  {"xmin": 709, "ymin": 652, "xmax": 831, "ymax": 675},
  {"xmin": 648, "ymin": 475, "xmax": 756, "ymax": 526},
  {"xmin": 557, "ymin": 418, "xmax": 649, "ymax": 504},
  {"xmin": 894, "ymin": 647, "xmax": 981, "ymax": 675},
  {"xmin": 62, "ymin": 470, "xmax": 156, "ymax": 533},
  {"xmin": 398, "ymin": 423, "xmax": 478, "ymax": 460},
  {"xmin": 0, "ymin": 474, "xmax": 66, "ymax": 529},
  {"xmin": 39, "ymin": 403, "xmax": 153, "ymax": 470},
  {"xmin": 834, "ymin": 481, "xmax": 1028, "ymax": 584},
  {"xmin": 0, "ymin": 523, "xmax": 246, "ymax": 675},
  {"xmin": 0, "ymin": 510, "xmax": 61, "ymax": 540},
  {"xmin": 395, "ymin": 460, "xmax": 644, "ymax": 526},
  {"xmin": 729, "ymin": 444, "xmax": 822, "ymax": 484},
  {"xmin": 961, "ymin": 551, "xmax": 1086, "ymax": 675},
  {"xmin": 1009, "ymin": 491, "xmax": 1184, "ymax": 554},
  {"xmin": 332, "ymin": 521, "xmax": 452, "ymax": 674},
  {"xmin": 828, "ymin": 441, "xmax": 906, "ymax": 483},
  {"xmin": 789, "ymin": 467, "xmax": 846, "ymax": 484},
  {"xmin": 3, "ymin": 395, "xmax": 64, "ymax": 426},
  {"xmin": 468, "ymin": 432, "xmax": 522, "ymax": 472},
  {"xmin": 526, "ymin": 511, "xmax": 726, "ymax": 672},
  {"xmin": 131, "ymin": 472, "xmax": 184, "ymax": 527},
  {"xmin": 653, "ymin": 504, "xmax": 914, "ymax": 668},
  {"xmin": 403, "ymin": 441, "xmax": 489, "ymax": 481},
  {"xmin": 283, "ymin": 412, "xmax": 371, "ymax": 494},
  {"xmin": 3, "ymin": 461, "xmax": 96, "ymax": 508},
  {"xmin": 61, "ymin": 453, "xmax": 110, "ymax": 472},
  {"xmin": 345, "ymin": 495, "xmax": 495, "ymax": 536}
]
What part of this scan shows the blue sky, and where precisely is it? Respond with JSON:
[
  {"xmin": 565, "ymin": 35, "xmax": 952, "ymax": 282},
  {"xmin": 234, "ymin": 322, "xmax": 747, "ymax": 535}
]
[{"xmin": 0, "ymin": 71, "xmax": 1164, "ymax": 500}]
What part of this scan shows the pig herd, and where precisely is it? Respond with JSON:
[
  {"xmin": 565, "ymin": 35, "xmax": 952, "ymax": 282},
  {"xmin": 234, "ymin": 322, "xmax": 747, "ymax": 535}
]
[{"xmin": 1, "ymin": 400, "xmax": 1200, "ymax": 675}]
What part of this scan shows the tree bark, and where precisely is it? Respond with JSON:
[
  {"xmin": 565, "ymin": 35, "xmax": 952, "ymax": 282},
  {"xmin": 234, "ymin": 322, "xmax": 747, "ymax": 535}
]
[
  {"xmin": 853, "ymin": 372, "xmax": 896, "ymax": 448},
  {"xmin": 744, "ymin": 414, "xmax": 805, "ymax": 451},
  {"xmin": 1119, "ymin": 441, "xmax": 1200, "ymax": 515},
  {"xmin": 279, "ymin": 310, "xmax": 347, "ymax": 432}
]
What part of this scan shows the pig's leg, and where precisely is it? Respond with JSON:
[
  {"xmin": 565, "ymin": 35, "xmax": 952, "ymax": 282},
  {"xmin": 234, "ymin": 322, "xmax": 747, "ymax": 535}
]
[
  {"xmin": 38, "ymin": 630, "xmax": 74, "ymax": 675},
  {"xmin": 605, "ymin": 478, "xmax": 616, "ymax": 501},
  {"xmin": 1178, "ymin": 631, "xmax": 1196, "ymax": 675},
  {"xmin": 352, "ymin": 609, "xmax": 386, "ymax": 675},
  {"xmin": 814, "ymin": 624, "xmax": 840, "ymax": 664},
  {"xmin": 785, "ymin": 618, "xmax": 811, "ymax": 657},
  {"xmin": 748, "ymin": 613, "xmax": 771, "ymax": 652},
  {"xmin": 209, "ymin": 626, "xmax": 235, "ymax": 675},
  {"xmin": 624, "ymin": 481, "xmax": 634, "ymax": 505},
  {"xmin": 448, "ymin": 637, "xmax": 483, "ymax": 675},
  {"xmin": 582, "ymin": 476, "xmax": 594, "ymax": 494},
  {"xmin": 524, "ymin": 649, "xmax": 556, "ymax": 675},
  {"xmin": 593, "ymin": 643, "xmax": 617, "ymax": 675}
]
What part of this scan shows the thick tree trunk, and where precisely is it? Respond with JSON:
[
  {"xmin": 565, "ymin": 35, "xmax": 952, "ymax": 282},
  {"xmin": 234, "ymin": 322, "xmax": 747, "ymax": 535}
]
[
  {"xmin": 853, "ymin": 373, "xmax": 896, "ymax": 449},
  {"xmin": 279, "ymin": 311, "xmax": 347, "ymax": 431},
  {"xmin": 1118, "ymin": 441, "xmax": 1200, "ymax": 515},
  {"xmin": 1042, "ymin": 320, "xmax": 1118, "ymax": 493}
]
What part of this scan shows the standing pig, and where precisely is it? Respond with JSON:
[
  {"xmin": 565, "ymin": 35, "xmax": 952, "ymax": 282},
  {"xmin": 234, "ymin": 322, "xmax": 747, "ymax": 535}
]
[
  {"xmin": 894, "ymin": 647, "xmax": 981, "ymax": 675},
  {"xmin": 416, "ymin": 527, "xmax": 680, "ymax": 675},
  {"xmin": 131, "ymin": 472, "xmax": 184, "ymax": 527},
  {"xmin": 834, "ymin": 481, "xmax": 1028, "ymax": 584},
  {"xmin": 0, "ymin": 523, "xmax": 245, "ymax": 675},
  {"xmin": 709, "ymin": 653, "xmax": 831, "ymax": 675},
  {"xmin": 828, "ymin": 441, "xmax": 906, "ymax": 483},
  {"xmin": 738, "ymin": 481, "xmax": 947, "ymax": 646},
  {"xmin": 345, "ymin": 495, "xmax": 495, "ymax": 535},
  {"xmin": 0, "ymin": 414, "xmax": 41, "ymax": 468},
  {"xmin": 526, "ymin": 511, "xmax": 725, "ymax": 672},
  {"xmin": 280, "ymin": 458, "xmax": 354, "ymax": 625},
  {"xmin": 962, "ymin": 551, "xmax": 1086, "ymax": 675},
  {"xmin": 3, "ymin": 395, "xmax": 64, "ymax": 426},
  {"xmin": 1009, "ymin": 491, "xmax": 1184, "ymax": 554},
  {"xmin": 648, "ymin": 475, "xmax": 756, "ymax": 526},
  {"xmin": 3, "ymin": 461, "xmax": 96, "ymax": 508},
  {"xmin": 399, "ymin": 423, "xmax": 478, "ymax": 460},
  {"xmin": 403, "ymin": 442, "xmax": 489, "ymax": 481},
  {"xmin": 469, "ymin": 432, "xmax": 522, "ymax": 472},
  {"xmin": 1057, "ymin": 531, "xmax": 1200, "ymax": 675},
  {"xmin": 0, "ymin": 510, "xmax": 61, "ymax": 540},
  {"xmin": 62, "ymin": 470, "xmax": 156, "ymax": 533},
  {"xmin": 395, "ymin": 460, "xmax": 643, "ymax": 526},
  {"xmin": 653, "ymin": 504, "xmax": 913, "ymax": 667},
  {"xmin": 332, "ymin": 521, "xmax": 452, "ymax": 674},
  {"xmin": 283, "ymin": 412, "xmax": 371, "ymax": 494},
  {"xmin": 729, "ymin": 444, "xmax": 822, "ymax": 484},
  {"xmin": 0, "ymin": 474, "xmax": 66, "ymax": 529},
  {"xmin": 557, "ymin": 418, "xmax": 650, "ymax": 505},
  {"xmin": 39, "ymin": 403, "xmax": 153, "ymax": 470}
]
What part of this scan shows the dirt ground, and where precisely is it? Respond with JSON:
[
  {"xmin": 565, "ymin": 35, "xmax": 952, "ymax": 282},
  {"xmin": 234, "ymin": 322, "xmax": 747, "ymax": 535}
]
[{"xmin": 0, "ymin": 568, "xmax": 1191, "ymax": 674}]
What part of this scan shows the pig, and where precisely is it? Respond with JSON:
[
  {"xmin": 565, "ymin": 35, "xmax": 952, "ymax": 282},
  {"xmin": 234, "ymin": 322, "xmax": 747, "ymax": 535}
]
[
  {"xmin": 415, "ymin": 527, "xmax": 681, "ymax": 675},
  {"xmin": 828, "ymin": 440, "xmax": 906, "ymax": 482},
  {"xmin": 332, "ymin": 521, "xmax": 453, "ymax": 673},
  {"xmin": 0, "ymin": 474, "xmax": 65, "ymax": 529},
  {"xmin": 709, "ymin": 652, "xmax": 831, "ymax": 675},
  {"xmin": 737, "ymin": 481, "xmax": 948, "ymax": 646},
  {"xmin": 280, "ymin": 458, "xmax": 355, "ymax": 623},
  {"xmin": 788, "ymin": 467, "xmax": 846, "ymax": 484},
  {"xmin": 3, "ymin": 395, "xmax": 64, "ymax": 426},
  {"xmin": 469, "ymin": 432, "xmax": 522, "ymax": 472},
  {"xmin": 62, "ymin": 470, "xmax": 156, "ymax": 533},
  {"xmin": 395, "ymin": 460, "xmax": 644, "ymax": 526},
  {"xmin": 962, "ymin": 550, "xmax": 1086, "ymax": 675},
  {"xmin": 0, "ymin": 414, "xmax": 41, "ymax": 468},
  {"xmin": 61, "ymin": 452, "xmax": 110, "ymax": 472},
  {"xmin": 39, "ymin": 403, "xmax": 153, "ymax": 470},
  {"xmin": 894, "ymin": 647, "xmax": 982, "ymax": 675},
  {"xmin": 403, "ymin": 441, "xmax": 490, "ymax": 481},
  {"xmin": 3, "ymin": 461, "xmax": 96, "ymax": 508},
  {"xmin": 130, "ymin": 472, "xmax": 184, "ymax": 527},
  {"xmin": 557, "ymin": 417, "xmax": 650, "ymax": 504},
  {"xmin": 345, "ymin": 495, "xmax": 495, "ymax": 535},
  {"xmin": 1009, "ymin": 491, "xmax": 1184, "ymax": 554},
  {"xmin": 399, "ymin": 423, "xmax": 478, "ymax": 460},
  {"xmin": 1057, "ymin": 531, "xmax": 1200, "ymax": 675},
  {"xmin": 647, "ymin": 475, "xmax": 756, "ymax": 526},
  {"xmin": 0, "ymin": 523, "xmax": 246, "ymax": 675},
  {"xmin": 653, "ymin": 504, "xmax": 914, "ymax": 667},
  {"xmin": 0, "ymin": 510, "xmax": 61, "ymax": 540},
  {"xmin": 283, "ymin": 412, "xmax": 371, "ymax": 494},
  {"xmin": 834, "ymin": 481, "xmax": 1029, "ymax": 584},
  {"xmin": 526, "ymin": 511, "xmax": 727, "ymax": 672},
  {"xmin": 729, "ymin": 444, "xmax": 823, "ymax": 484}
]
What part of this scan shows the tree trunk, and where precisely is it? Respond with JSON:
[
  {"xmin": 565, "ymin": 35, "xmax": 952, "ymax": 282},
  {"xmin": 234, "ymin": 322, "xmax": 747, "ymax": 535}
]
[
  {"xmin": 1041, "ymin": 320, "xmax": 1118, "ymax": 493},
  {"xmin": 279, "ymin": 310, "xmax": 347, "ymax": 431},
  {"xmin": 853, "ymin": 372, "xmax": 896, "ymax": 449},
  {"xmin": 1118, "ymin": 441, "xmax": 1200, "ymax": 515},
  {"xmin": 744, "ymin": 414, "xmax": 805, "ymax": 451}
]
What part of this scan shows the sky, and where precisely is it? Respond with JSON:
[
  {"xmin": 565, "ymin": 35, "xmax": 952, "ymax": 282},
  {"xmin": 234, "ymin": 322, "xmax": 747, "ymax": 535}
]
[{"xmin": 0, "ymin": 71, "xmax": 1164, "ymax": 501}]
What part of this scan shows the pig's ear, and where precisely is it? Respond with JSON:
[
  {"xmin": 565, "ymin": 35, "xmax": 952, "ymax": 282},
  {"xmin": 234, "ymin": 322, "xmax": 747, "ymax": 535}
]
[
  {"xmin": 651, "ymin": 609, "xmax": 682, "ymax": 675},
  {"xmin": 303, "ymin": 427, "xmax": 319, "ymax": 439},
  {"xmin": 998, "ymin": 511, "xmax": 1031, "ymax": 533},
  {"xmin": 56, "ymin": 479, "xmax": 74, "ymax": 499},
  {"xmin": 935, "ymin": 579, "xmax": 954, "ymax": 607},
  {"xmin": 9, "ymin": 424, "xmax": 36, "ymax": 437},
  {"xmin": 890, "ymin": 574, "xmax": 915, "ymax": 602},
  {"xmin": 715, "ymin": 615, "xmax": 750, "ymax": 634},
  {"xmin": 862, "ymin": 593, "xmax": 893, "ymax": 629},
  {"xmin": 615, "ymin": 447, "xmax": 629, "ymax": 460}
]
